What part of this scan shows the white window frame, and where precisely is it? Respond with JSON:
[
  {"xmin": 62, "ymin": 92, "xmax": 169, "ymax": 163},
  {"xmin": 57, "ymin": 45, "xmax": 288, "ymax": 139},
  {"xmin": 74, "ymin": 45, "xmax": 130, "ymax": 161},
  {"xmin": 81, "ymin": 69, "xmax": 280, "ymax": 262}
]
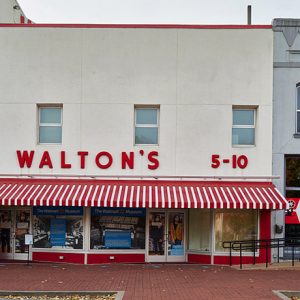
[
  {"xmin": 134, "ymin": 106, "xmax": 159, "ymax": 146},
  {"xmin": 38, "ymin": 105, "xmax": 63, "ymax": 145},
  {"xmin": 296, "ymin": 84, "xmax": 300, "ymax": 134},
  {"xmin": 232, "ymin": 108, "xmax": 256, "ymax": 147}
]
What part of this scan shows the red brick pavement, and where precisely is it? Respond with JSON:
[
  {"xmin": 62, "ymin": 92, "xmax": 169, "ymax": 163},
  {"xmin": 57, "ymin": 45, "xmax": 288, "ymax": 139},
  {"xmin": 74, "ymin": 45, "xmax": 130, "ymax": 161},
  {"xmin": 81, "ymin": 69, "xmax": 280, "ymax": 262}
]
[{"xmin": 0, "ymin": 263, "xmax": 299, "ymax": 299}]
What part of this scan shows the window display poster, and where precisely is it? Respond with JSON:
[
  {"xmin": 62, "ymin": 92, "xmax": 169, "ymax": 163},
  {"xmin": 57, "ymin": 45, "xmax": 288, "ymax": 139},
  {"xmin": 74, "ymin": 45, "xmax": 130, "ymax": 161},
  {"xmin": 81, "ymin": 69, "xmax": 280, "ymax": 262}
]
[
  {"xmin": 50, "ymin": 219, "xmax": 66, "ymax": 246},
  {"xmin": 105, "ymin": 230, "xmax": 131, "ymax": 248}
]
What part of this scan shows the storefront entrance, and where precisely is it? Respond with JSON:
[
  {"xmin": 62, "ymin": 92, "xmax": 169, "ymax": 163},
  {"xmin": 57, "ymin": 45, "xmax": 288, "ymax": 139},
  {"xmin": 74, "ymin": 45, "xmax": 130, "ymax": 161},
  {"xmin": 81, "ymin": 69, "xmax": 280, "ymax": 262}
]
[
  {"xmin": 147, "ymin": 210, "xmax": 186, "ymax": 262},
  {"xmin": 0, "ymin": 208, "xmax": 31, "ymax": 260}
]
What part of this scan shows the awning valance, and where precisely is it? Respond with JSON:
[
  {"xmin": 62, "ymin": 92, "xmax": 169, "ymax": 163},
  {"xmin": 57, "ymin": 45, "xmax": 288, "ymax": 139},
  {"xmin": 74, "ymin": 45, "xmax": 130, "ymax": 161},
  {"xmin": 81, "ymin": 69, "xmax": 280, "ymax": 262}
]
[{"xmin": 0, "ymin": 178, "xmax": 288, "ymax": 210}]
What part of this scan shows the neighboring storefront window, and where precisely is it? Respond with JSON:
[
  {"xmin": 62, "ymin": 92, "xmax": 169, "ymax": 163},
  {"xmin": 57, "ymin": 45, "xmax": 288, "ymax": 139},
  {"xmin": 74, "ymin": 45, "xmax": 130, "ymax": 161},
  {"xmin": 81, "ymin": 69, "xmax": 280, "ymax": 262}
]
[
  {"xmin": 188, "ymin": 209, "xmax": 210, "ymax": 251},
  {"xmin": 286, "ymin": 156, "xmax": 300, "ymax": 198},
  {"xmin": 214, "ymin": 209, "xmax": 258, "ymax": 252},
  {"xmin": 90, "ymin": 208, "xmax": 145, "ymax": 250},
  {"xmin": 33, "ymin": 207, "xmax": 83, "ymax": 249}
]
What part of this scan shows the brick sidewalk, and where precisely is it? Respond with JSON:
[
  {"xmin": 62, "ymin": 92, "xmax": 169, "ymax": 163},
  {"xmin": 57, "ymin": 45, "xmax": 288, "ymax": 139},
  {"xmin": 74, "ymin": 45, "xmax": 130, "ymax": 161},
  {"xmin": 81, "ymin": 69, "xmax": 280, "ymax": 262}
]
[{"xmin": 0, "ymin": 263, "xmax": 299, "ymax": 299}]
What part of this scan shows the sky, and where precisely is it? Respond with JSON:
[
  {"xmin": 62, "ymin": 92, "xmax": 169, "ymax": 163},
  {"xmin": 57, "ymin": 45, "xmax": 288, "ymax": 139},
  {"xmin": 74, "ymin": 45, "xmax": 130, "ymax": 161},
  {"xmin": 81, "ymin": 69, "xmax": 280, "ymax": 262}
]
[{"xmin": 17, "ymin": 0, "xmax": 300, "ymax": 25}]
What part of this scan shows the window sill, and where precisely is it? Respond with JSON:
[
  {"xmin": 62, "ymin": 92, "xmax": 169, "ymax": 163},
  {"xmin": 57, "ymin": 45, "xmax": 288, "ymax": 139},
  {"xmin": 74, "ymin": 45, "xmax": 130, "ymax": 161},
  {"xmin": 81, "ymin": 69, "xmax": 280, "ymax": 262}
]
[
  {"xmin": 293, "ymin": 133, "xmax": 300, "ymax": 138},
  {"xmin": 232, "ymin": 145, "xmax": 256, "ymax": 148}
]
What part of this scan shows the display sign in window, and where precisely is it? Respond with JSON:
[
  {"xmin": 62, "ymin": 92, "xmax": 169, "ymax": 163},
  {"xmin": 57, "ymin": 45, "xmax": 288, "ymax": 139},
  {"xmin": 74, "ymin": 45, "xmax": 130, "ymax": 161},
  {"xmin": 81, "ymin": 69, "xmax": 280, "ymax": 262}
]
[
  {"xmin": 90, "ymin": 208, "xmax": 145, "ymax": 250},
  {"xmin": 33, "ymin": 206, "xmax": 83, "ymax": 249}
]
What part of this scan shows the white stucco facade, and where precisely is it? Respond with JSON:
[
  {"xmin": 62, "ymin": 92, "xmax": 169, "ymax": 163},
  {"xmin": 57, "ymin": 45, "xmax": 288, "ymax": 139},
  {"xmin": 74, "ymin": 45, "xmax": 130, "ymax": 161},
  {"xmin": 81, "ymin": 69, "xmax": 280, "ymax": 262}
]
[{"xmin": 0, "ymin": 26, "xmax": 273, "ymax": 178}]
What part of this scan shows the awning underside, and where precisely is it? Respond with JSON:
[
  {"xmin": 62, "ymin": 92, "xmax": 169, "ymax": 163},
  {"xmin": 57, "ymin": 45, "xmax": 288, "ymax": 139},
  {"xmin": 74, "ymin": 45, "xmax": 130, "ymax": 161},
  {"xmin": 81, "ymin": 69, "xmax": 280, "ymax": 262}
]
[{"xmin": 0, "ymin": 178, "xmax": 288, "ymax": 210}]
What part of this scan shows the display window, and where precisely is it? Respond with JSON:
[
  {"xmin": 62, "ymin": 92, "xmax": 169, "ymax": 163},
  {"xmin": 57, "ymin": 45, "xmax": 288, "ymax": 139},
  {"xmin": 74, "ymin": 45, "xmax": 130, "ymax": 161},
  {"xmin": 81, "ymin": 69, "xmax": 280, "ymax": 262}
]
[
  {"xmin": 90, "ymin": 208, "xmax": 145, "ymax": 250},
  {"xmin": 214, "ymin": 209, "xmax": 258, "ymax": 252},
  {"xmin": 15, "ymin": 210, "xmax": 30, "ymax": 253},
  {"xmin": 188, "ymin": 209, "xmax": 211, "ymax": 252},
  {"xmin": 33, "ymin": 207, "xmax": 83, "ymax": 249},
  {"xmin": 0, "ymin": 210, "xmax": 12, "ymax": 254}
]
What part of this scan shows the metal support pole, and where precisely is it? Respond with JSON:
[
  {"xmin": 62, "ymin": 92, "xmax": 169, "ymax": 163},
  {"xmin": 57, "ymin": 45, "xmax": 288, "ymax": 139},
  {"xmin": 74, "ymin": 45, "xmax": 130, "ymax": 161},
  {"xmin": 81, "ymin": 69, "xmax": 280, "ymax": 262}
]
[
  {"xmin": 240, "ymin": 243, "xmax": 242, "ymax": 270},
  {"xmin": 229, "ymin": 243, "xmax": 232, "ymax": 266},
  {"xmin": 277, "ymin": 239, "xmax": 280, "ymax": 264},
  {"xmin": 253, "ymin": 240, "xmax": 256, "ymax": 265}
]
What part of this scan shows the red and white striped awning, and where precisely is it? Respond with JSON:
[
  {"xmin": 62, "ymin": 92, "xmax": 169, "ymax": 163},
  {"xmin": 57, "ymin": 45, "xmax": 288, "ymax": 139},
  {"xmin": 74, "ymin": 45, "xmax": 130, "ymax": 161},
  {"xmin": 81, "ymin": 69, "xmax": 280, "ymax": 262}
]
[{"xmin": 0, "ymin": 178, "xmax": 288, "ymax": 210}]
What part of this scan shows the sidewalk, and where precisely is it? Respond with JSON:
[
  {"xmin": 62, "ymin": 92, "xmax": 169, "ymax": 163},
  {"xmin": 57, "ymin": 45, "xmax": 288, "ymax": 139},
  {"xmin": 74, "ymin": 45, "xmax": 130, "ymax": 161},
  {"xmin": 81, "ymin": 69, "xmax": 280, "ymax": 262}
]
[{"xmin": 0, "ymin": 262, "xmax": 300, "ymax": 299}]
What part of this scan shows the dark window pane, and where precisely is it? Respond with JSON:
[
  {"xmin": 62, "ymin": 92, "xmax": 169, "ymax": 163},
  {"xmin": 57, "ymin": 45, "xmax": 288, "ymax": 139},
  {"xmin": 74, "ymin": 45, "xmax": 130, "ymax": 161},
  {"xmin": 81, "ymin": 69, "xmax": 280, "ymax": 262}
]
[
  {"xmin": 40, "ymin": 108, "xmax": 61, "ymax": 124},
  {"xmin": 286, "ymin": 157, "xmax": 300, "ymax": 187},
  {"xmin": 286, "ymin": 190, "xmax": 300, "ymax": 197},
  {"xmin": 233, "ymin": 110, "xmax": 254, "ymax": 126},
  {"xmin": 297, "ymin": 87, "xmax": 300, "ymax": 109},
  {"xmin": 135, "ymin": 127, "xmax": 158, "ymax": 144},
  {"xmin": 136, "ymin": 109, "xmax": 157, "ymax": 125},
  {"xmin": 39, "ymin": 126, "xmax": 62, "ymax": 143},
  {"xmin": 297, "ymin": 112, "xmax": 300, "ymax": 133},
  {"xmin": 232, "ymin": 128, "xmax": 255, "ymax": 145}
]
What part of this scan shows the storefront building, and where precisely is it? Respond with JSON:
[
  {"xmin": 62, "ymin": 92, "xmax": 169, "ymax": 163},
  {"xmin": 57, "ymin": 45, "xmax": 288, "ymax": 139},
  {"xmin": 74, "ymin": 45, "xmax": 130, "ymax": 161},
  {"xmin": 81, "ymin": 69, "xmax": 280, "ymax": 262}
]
[
  {"xmin": 273, "ymin": 19, "xmax": 300, "ymax": 258},
  {"xmin": 0, "ymin": 4, "xmax": 288, "ymax": 264}
]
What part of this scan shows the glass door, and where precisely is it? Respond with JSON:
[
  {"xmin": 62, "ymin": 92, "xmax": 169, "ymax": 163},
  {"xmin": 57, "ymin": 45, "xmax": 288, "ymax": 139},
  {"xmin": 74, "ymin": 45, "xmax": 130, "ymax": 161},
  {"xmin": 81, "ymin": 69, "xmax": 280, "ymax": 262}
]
[
  {"xmin": 0, "ymin": 209, "xmax": 14, "ymax": 259},
  {"xmin": 147, "ymin": 210, "xmax": 186, "ymax": 263},
  {"xmin": 0, "ymin": 208, "xmax": 31, "ymax": 261},
  {"xmin": 14, "ymin": 209, "xmax": 31, "ymax": 260}
]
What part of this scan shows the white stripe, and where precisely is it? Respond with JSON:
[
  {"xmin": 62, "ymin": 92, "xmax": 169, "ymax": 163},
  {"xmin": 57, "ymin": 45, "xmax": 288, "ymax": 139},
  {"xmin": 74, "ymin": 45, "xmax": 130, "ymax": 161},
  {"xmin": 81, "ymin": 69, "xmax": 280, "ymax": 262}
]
[
  {"xmin": 129, "ymin": 186, "xmax": 134, "ymax": 208},
  {"xmin": 239, "ymin": 187, "xmax": 250, "ymax": 209},
  {"xmin": 155, "ymin": 186, "xmax": 159, "ymax": 208},
  {"xmin": 72, "ymin": 186, "xmax": 82, "ymax": 207},
  {"xmin": 190, "ymin": 187, "xmax": 197, "ymax": 208},
  {"xmin": 208, "ymin": 187, "xmax": 217, "ymax": 209},
  {"xmin": 196, "ymin": 187, "xmax": 204, "ymax": 208},
  {"xmin": 32, "ymin": 185, "xmax": 46, "ymax": 207},
  {"xmin": 214, "ymin": 187, "xmax": 223, "ymax": 209},
  {"xmin": 178, "ymin": 186, "xmax": 184, "ymax": 208},
  {"xmin": 0, "ymin": 184, "xmax": 11, "ymax": 205},
  {"xmin": 220, "ymin": 187, "xmax": 230, "ymax": 209},
  {"xmin": 7, "ymin": 184, "xmax": 23, "ymax": 206},
  {"xmin": 84, "ymin": 185, "xmax": 93, "ymax": 207},
  {"xmin": 90, "ymin": 185, "xmax": 99, "ymax": 207},
  {"xmin": 232, "ymin": 187, "xmax": 243, "ymax": 209},
  {"xmin": 262, "ymin": 188, "xmax": 276, "ymax": 210},
  {"xmin": 97, "ymin": 185, "xmax": 105, "ymax": 207},
  {"xmin": 250, "ymin": 187, "xmax": 263, "ymax": 209},
  {"xmin": 123, "ymin": 186, "xmax": 129, "ymax": 207},
  {"xmin": 244, "ymin": 187, "xmax": 257, "ymax": 209},
  {"xmin": 78, "ymin": 185, "xmax": 88, "ymax": 207},
  {"xmin": 161, "ymin": 186, "xmax": 165, "ymax": 208},
  {"xmin": 117, "ymin": 186, "xmax": 123, "ymax": 207},
  {"xmin": 46, "ymin": 185, "xmax": 58, "ymax": 206},
  {"xmin": 26, "ymin": 185, "xmax": 41, "ymax": 206},
  {"xmin": 59, "ymin": 185, "xmax": 70, "ymax": 206},
  {"xmin": 2, "ymin": 184, "xmax": 18, "ymax": 205},
  {"xmin": 203, "ymin": 187, "xmax": 210, "ymax": 209},
  {"xmin": 149, "ymin": 186, "xmax": 152, "ymax": 208},
  {"xmin": 20, "ymin": 185, "xmax": 35, "ymax": 206},
  {"xmin": 52, "ymin": 185, "xmax": 64, "ymax": 206},
  {"xmin": 39, "ymin": 185, "xmax": 52, "ymax": 206},
  {"xmin": 255, "ymin": 188, "xmax": 269, "ymax": 209},
  {"xmin": 270, "ymin": 187, "xmax": 288, "ymax": 210},
  {"xmin": 226, "ymin": 187, "xmax": 236, "ymax": 209},
  {"xmin": 65, "ymin": 185, "xmax": 76, "ymax": 207},
  {"xmin": 103, "ymin": 185, "xmax": 111, "ymax": 207},
  {"xmin": 142, "ymin": 186, "xmax": 146, "ymax": 208},
  {"xmin": 173, "ymin": 186, "xmax": 178, "ymax": 208},
  {"xmin": 184, "ymin": 187, "xmax": 191, "ymax": 208},
  {"xmin": 136, "ymin": 186, "xmax": 140, "ymax": 208},
  {"xmin": 274, "ymin": 187, "xmax": 289, "ymax": 209},
  {"xmin": 110, "ymin": 185, "xmax": 117, "ymax": 207},
  {"xmin": 167, "ymin": 186, "xmax": 172, "ymax": 208}
]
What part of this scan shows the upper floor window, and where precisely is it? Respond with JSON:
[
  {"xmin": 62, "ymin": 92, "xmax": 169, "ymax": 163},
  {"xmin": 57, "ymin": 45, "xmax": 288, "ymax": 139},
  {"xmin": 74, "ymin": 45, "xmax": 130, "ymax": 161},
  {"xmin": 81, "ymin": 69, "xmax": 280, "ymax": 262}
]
[
  {"xmin": 232, "ymin": 108, "xmax": 255, "ymax": 146},
  {"xmin": 135, "ymin": 107, "xmax": 159, "ymax": 145},
  {"xmin": 296, "ymin": 84, "xmax": 300, "ymax": 133},
  {"xmin": 38, "ymin": 106, "xmax": 62, "ymax": 144}
]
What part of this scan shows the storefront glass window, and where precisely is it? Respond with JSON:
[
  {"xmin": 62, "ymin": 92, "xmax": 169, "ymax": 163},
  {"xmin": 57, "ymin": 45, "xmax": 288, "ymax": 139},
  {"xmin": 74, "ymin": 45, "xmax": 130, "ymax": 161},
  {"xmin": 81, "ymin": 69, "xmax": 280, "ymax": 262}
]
[
  {"xmin": 214, "ymin": 209, "xmax": 258, "ymax": 252},
  {"xmin": 33, "ymin": 207, "xmax": 83, "ymax": 249},
  {"xmin": 90, "ymin": 208, "xmax": 145, "ymax": 250},
  {"xmin": 188, "ymin": 209, "xmax": 210, "ymax": 251}
]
